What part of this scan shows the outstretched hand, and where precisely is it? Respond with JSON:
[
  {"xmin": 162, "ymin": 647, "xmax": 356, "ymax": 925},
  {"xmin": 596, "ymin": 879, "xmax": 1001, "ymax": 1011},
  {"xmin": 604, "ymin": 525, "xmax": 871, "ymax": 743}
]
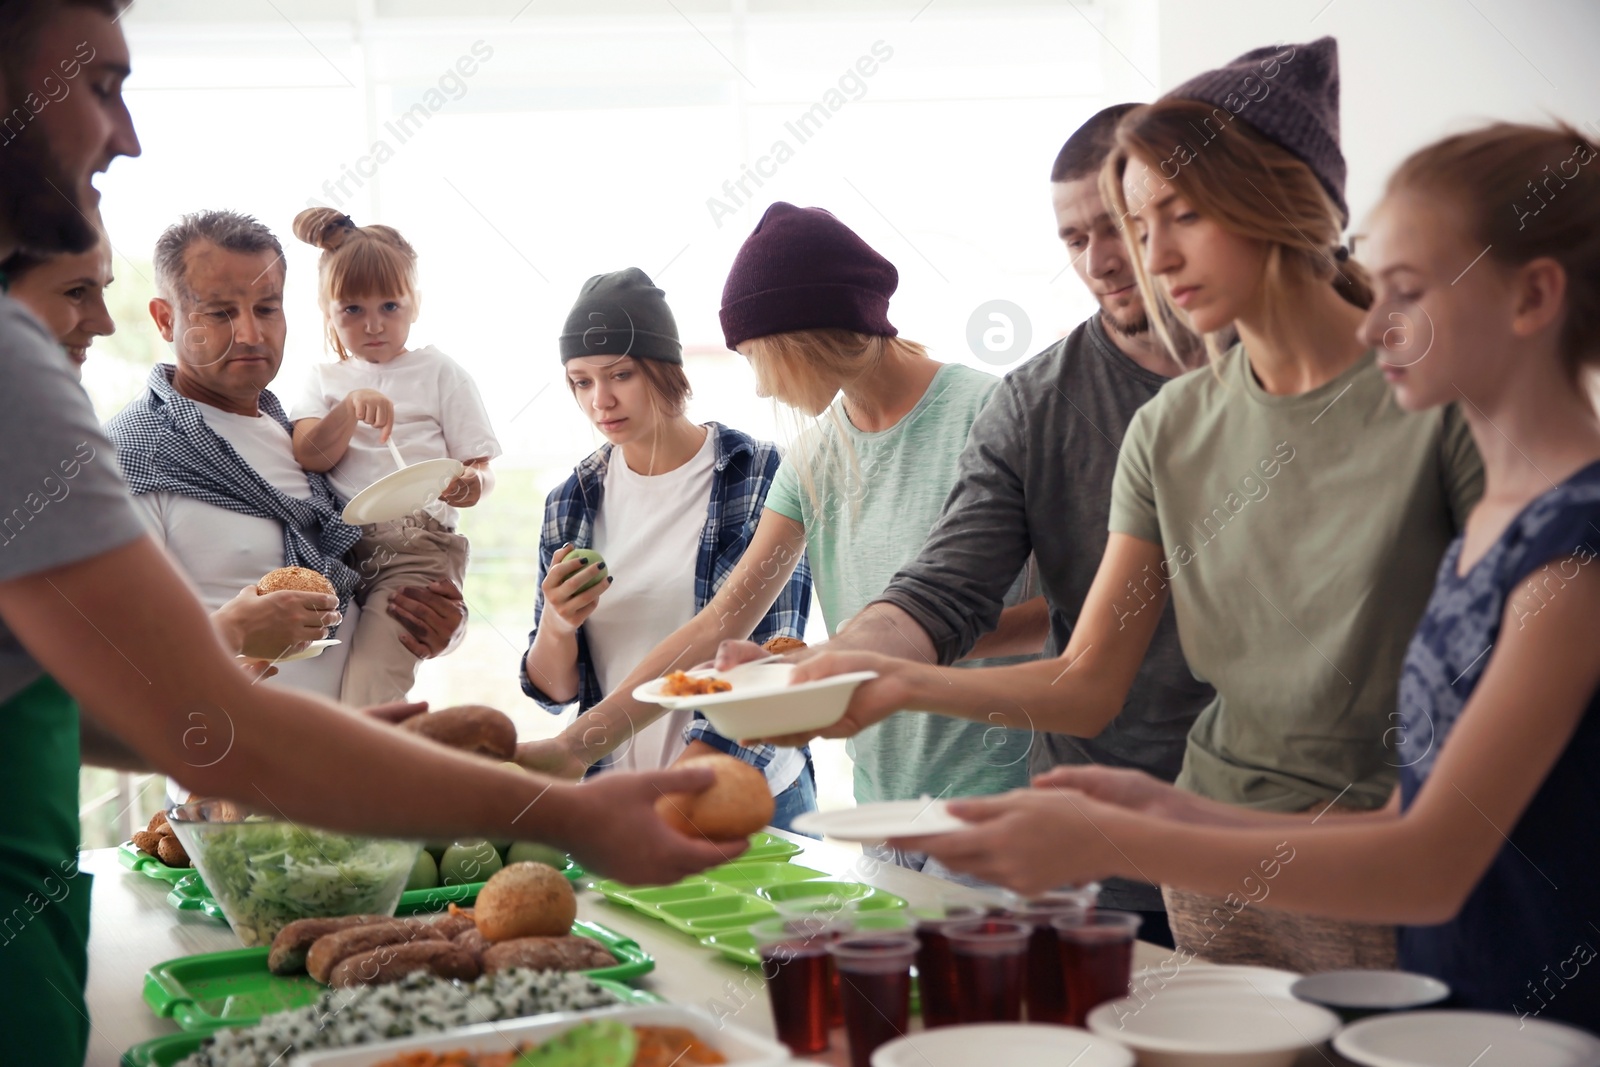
[
  {"xmin": 558, "ymin": 764, "xmax": 750, "ymax": 885},
  {"xmin": 891, "ymin": 787, "xmax": 1128, "ymax": 896},
  {"xmin": 744, "ymin": 649, "xmax": 915, "ymax": 748}
]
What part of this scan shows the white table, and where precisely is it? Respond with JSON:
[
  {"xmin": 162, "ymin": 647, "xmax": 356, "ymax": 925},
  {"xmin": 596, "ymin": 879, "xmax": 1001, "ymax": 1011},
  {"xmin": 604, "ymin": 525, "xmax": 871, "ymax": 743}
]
[{"xmin": 80, "ymin": 832, "xmax": 1349, "ymax": 1066}]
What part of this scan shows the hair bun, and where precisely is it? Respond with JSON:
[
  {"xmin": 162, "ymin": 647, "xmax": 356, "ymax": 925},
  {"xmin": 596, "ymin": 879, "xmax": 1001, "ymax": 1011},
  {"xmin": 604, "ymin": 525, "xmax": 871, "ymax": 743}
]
[{"xmin": 292, "ymin": 207, "xmax": 357, "ymax": 251}]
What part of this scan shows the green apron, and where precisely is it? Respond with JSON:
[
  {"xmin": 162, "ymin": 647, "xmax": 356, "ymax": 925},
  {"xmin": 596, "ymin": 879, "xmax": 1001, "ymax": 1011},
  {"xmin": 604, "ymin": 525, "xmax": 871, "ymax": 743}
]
[{"xmin": 0, "ymin": 674, "xmax": 92, "ymax": 1066}]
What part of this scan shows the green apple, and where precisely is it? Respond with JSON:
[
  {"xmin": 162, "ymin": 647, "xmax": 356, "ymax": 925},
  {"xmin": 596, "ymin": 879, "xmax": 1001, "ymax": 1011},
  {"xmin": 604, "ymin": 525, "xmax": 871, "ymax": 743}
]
[
  {"xmin": 439, "ymin": 839, "xmax": 503, "ymax": 886},
  {"xmin": 563, "ymin": 547, "xmax": 607, "ymax": 593},
  {"xmin": 507, "ymin": 841, "xmax": 569, "ymax": 868},
  {"xmin": 405, "ymin": 849, "xmax": 439, "ymax": 891}
]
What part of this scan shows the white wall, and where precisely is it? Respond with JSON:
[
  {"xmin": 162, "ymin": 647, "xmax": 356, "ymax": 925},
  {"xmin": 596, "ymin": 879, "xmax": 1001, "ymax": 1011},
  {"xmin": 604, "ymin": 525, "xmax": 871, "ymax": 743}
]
[{"xmin": 1152, "ymin": 0, "xmax": 1600, "ymax": 232}]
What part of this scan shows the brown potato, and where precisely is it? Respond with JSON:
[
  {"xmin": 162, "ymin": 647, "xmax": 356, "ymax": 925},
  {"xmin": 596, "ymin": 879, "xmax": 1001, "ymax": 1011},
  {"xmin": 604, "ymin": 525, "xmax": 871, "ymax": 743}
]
[
  {"xmin": 654, "ymin": 754, "xmax": 774, "ymax": 840},
  {"xmin": 146, "ymin": 811, "xmax": 171, "ymax": 833},
  {"xmin": 155, "ymin": 834, "xmax": 190, "ymax": 867},
  {"xmin": 481, "ymin": 934, "xmax": 616, "ymax": 974},
  {"xmin": 268, "ymin": 915, "xmax": 378, "ymax": 975},
  {"xmin": 131, "ymin": 830, "xmax": 162, "ymax": 855},
  {"xmin": 306, "ymin": 918, "xmax": 444, "ymax": 984},
  {"xmin": 474, "ymin": 863, "xmax": 576, "ymax": 942},
  {"xmin": 397, "ymin": 705, "xmax": 517, "ymax": 760},
  {"xmin": 329, "ymin": 940, "xmax": 480, "ymax": 987}
]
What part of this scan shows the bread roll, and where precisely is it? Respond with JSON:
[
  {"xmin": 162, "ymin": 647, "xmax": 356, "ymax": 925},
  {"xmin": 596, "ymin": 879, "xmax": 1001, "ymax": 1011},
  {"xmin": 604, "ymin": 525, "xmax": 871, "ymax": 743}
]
[
  {"xmin": 257, "ymin": 566, "xmax": 336, "ymax": 596},
  {"xmin": 474, "ymin": 862, "xmax": 576, "ymax": 941},
  {"xmin": 398, "ymin": 705, "xmax": 518, "ymax": 760},
  {"xmin": 654, "ymin": 754, "xmax": 774, "ymax": 840}
]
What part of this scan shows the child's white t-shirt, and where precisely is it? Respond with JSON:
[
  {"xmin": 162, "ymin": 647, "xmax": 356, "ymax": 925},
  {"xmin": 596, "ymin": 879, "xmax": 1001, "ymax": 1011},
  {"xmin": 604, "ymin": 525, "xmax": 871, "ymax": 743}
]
[{"xmin": 289, "ymin": 345, "xmax": 501, "ymax": 528}]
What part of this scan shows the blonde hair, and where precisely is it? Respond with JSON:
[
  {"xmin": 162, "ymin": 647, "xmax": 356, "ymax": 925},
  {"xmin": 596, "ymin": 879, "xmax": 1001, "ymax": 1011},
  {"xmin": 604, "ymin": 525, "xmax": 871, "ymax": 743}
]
[
  {"xmin": 1385, "ymin": 121, "xmax": 1600, "ymax": 379},
  {"xmin": 292, "ymin": 207, "xmax": 419, "ymax": 360},
  {"xmin": 1100, "ymin": 98, "xmax": 1373, "ymax": 367},
  {"xmin": 742, "ymin": 328, "xmax": 928, "ymax": 525}
]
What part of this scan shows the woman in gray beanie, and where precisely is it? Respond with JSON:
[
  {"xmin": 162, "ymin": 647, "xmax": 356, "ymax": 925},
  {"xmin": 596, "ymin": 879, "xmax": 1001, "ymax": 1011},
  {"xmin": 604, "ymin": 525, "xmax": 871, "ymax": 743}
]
[
  {"xmin": 785, "ymin": 37, "xmax": 1483, "ymax": 972},
  {"xmin": 519, "ymin": 268, "xmax": 819, "ymax": 830}
]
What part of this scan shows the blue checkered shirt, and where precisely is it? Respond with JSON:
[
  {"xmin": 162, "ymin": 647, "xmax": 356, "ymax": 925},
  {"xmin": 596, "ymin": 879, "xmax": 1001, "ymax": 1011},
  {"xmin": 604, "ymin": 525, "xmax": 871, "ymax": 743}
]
[
  {"xmin": 520, "ymin": 423, "xmax": 811, "ymax": 781},
  {"xmin": 105, "ymin": 363, "xmax": 362, "ymax": 611}
]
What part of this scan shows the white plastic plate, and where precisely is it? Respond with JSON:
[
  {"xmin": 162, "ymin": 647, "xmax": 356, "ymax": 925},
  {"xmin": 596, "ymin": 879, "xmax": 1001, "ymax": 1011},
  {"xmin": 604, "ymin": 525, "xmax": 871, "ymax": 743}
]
[
  {"xmin": 791, "ymin": 797, "xmax": 971, "ymax": 842},
  {"xmin": 340, "ymin": 458, "xmax": 463, "ymax": 525},
  {"xmin": 1334, "ymin": 1010, "xmax": 1600, "ymax": 1067}
]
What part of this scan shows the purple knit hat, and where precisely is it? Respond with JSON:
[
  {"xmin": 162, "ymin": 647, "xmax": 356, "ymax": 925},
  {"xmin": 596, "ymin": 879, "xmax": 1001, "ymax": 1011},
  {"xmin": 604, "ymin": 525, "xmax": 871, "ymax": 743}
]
[
  {"xmin": 720, "ymin": 202, "xmax": 898, "ymax": 350},
  {"xmin": 1166, "ymin": 36, "xmax": 1347, "ymax": 224}
]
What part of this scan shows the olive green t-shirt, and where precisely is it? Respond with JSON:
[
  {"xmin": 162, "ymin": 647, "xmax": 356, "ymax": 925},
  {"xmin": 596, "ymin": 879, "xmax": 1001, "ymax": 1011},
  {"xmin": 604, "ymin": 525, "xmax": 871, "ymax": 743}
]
[
  {"xmin": 765, "ymin": 363, "xmax": 1036, "ymax": 805},
  {"xmin": 1109, "ymin": 345, "xmax": 1483, "ymax": 811}
]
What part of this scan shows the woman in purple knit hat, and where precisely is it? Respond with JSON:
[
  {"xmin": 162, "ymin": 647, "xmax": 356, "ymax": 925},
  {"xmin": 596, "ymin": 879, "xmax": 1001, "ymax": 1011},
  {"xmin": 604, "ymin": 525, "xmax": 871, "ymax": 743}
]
[{"xmin": 525, "ymin": 203, "xmax": 1048, "ymax": 884}]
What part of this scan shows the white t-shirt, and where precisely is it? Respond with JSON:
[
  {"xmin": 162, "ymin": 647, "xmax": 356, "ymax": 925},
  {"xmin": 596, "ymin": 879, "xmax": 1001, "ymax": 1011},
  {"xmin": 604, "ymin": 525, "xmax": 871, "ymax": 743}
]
[
  {"xmin": 288, "ymin": 345, "xmax": 501, "ymax": 527},
  {"xmin": 586, "ymin": 428, "xmax": 717, "ymax": 772},
  {"xmin": 131, "ymin": 401, "xmax": 357, "ymax": 700}
]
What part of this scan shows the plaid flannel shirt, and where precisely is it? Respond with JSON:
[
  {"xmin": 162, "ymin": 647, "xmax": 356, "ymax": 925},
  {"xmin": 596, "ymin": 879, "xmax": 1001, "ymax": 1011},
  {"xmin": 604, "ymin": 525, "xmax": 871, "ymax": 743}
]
[
  {"xmin": 105, "ymin": 363, "xmax": 362, "ymax": 612},
  {"xmin": 520, "ymin": 423, "xmax": 811, "ymax": 782}
]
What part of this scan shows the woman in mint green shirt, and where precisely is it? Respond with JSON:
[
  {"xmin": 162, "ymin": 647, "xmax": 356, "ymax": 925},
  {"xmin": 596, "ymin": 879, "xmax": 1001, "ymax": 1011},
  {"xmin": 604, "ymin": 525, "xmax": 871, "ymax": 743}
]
[{"xmin": 525, "ymin": 202, "xmax": 1047, "ymax": 880}]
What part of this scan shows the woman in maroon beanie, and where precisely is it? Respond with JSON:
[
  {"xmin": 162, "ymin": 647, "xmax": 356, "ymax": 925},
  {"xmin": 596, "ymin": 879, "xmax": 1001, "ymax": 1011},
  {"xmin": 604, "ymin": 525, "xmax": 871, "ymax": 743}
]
[{"xmin": 524, "ymin": 205, "xmax": 1047, "ymax": 883}]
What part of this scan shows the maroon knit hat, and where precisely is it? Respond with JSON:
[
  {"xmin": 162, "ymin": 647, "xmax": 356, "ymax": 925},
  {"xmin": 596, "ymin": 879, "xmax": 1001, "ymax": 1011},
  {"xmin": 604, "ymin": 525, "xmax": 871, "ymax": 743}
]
[
  {"xmin": 1166, "ymin": 36, "xmax": 1347, "ymax": 224},
  {"xmin": 719, "ymin": 202, "xmax": 898, "ymax": 350}
]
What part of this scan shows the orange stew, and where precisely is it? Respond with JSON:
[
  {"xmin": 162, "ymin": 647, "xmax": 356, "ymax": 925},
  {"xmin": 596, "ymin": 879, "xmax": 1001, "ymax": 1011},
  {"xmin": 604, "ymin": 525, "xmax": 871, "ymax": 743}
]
[
  {"xmin": 661, "ymin": 671, "xmax": 732, "ymax": 697},
  {"xmin": 372, "ymin": 1027, "xmax": 726, "ymax": 1067}
]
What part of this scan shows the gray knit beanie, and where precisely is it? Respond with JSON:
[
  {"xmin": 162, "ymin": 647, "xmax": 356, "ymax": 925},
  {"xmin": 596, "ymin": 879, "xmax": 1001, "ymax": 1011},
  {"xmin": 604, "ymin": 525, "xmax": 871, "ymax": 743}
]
[{"xmin": 1166, "ymin": 36, "xmax": 1347, "ymax": 224}]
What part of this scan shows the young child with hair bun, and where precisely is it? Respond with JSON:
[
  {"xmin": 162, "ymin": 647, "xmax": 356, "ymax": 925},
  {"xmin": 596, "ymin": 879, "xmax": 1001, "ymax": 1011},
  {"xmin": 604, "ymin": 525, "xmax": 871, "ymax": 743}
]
[{"xmin": 289, "ymin": 207, "xmax": 500, "ymax": 706}]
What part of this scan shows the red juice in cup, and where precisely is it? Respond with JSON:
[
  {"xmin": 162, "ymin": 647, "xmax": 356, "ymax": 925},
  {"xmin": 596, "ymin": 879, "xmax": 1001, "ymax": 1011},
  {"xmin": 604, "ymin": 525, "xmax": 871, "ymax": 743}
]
[
  {"xmin": 1009, "ymin": 887, "xmax": 1098, "ymax": 1024},
  {"xmin": 828, "ymin": 933, "xmax": 918, "ymax": 1067},
  {"xmin": 1054, "ymin": 909, "xmax": 1141, "ymax": 1027},
  {"xmin": 754, "ymin": 918, "xmax": 837, "ymax": 1055},
  {"xmin": 945, "ymin": 919, "xmax": 1030, "ymax": 1023},
  {"xmin": 913, "ymin": 903, "xmax": 985, "ymax": 1029}
]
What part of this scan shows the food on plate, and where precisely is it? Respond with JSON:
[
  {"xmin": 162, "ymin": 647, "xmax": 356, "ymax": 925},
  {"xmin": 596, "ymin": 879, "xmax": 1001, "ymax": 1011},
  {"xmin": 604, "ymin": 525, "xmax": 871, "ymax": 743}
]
[
  {"xmin": 179, "ymin": 820, "xmax": 416, "ymax": 947},
  {"xmin": 475, "ymin": 862, "xmax": 577, "ymax": 941},
  {"xmin": 562, "ymin": 547, "xmax": 607, "ymax": 593},
  {"xmin": 364, "ymin": 1021, "xmax": 728, "ymax": 1067},
  {"xmin": 506, "ymin": 841, "xmax": 569, "ymax": 868},
  {"xmin": 406, "ymin": 849, "xmax": 440, "ymax": 891},
  {"xmin": 761, "ymin": 636, "xmax": 807, "ymax": 655},
  {"xmin": 660, "ymin": 670, "xmax": 732, "ymax": 697},
  {"xmin": 268, "ymin": 915, "xmax": 374, "ymax": 975},
  {"xmin": 439, "ymin": 839, "xmax": 504, "ymax": 886},
  {"xmin": 305, "ymin": 917, "xmax": 446, "ymax": 984},
  {"xmin": 653, "ymin": 754, "xmax": 774, "ymax": 839},
  {"xmin": 256, "ymin": 565, "xmax": 336, "ymax": 596},
  {"xmin": 330, "ymin": 939, "xmax": 480, "ymax": 988},
  {"xmin": 171, "ymin": 969, "xmax": 621, "ymax": 1067},
  {"xmin": 398, "ymin": 704, "xmax": 518, "ymax": 760},
  {"xmin": 131, "ymin": 810, "xmax": 191, "ymax": 868},
  {"xmin": 482, "ymin": 934, "xmax": 617, "ymax": 974}
]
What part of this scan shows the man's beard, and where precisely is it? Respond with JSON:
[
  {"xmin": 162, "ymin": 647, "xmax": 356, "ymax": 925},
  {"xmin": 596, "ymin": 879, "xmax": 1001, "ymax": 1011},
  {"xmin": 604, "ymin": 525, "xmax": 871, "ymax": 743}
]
[
  {"xmin": 1102, "ymin": 304, "xmax": 1150, "ymax": 338},
  {"xmin": 0, "ymin": 89, "xmax": 100, "ymax": 257}
]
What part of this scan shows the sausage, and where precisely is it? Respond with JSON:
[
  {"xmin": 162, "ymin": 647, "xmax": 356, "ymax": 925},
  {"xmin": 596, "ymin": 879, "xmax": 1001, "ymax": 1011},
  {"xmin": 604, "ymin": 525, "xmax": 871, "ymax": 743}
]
[
  {"xmin": 398, "ymin": 705, "xmax": 517, "ymax": 760},
  {"xmin": 329, "ymin": 940, "xmax": 481, "ymax": 987},
  {"xmin": 481, "ymin": 934, "xmax": 617, "ymax": 974},
  {"xmin": 453, "ymin": 926, "xmax": 492, "ymax": 961},
  {"xmin": 306, "ymin": 918, "xmax": 444, "ymax": 984},
  {"xmin": 425, "ymin": 912, "xmax": 478, "ymax": 940},
  {"xmin": 268, "ymin": 915, "xmax": 377, "ymax": 975}
]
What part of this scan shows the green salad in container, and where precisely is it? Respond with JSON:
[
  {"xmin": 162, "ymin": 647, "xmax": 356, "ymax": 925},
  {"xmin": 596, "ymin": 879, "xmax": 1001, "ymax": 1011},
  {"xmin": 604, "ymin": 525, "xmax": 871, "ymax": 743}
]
[{"xmin": 167, "ymin": 800, "xmax": 419, "ymax": 948}]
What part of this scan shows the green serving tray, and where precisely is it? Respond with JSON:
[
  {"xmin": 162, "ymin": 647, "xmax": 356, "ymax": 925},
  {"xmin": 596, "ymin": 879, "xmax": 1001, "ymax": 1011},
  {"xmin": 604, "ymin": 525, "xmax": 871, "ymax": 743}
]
[
  {"xmin": 142, "ymin": 920, "xmax": 654, "ymax": 1032},
  {"xmin": 698, "ymin": 861, "xmax": 827, "ymax": 891},
  {"xmin": 654, "ymin": 895, "xmax": 779, "ymax": 934},
  {"xmin": 121, "ymin": 978, "xmax": 661, "ymax": 1067},
  {"xmin": 117, "ymin": 841, "xmax": 196, "ymax": 886},
  {"xmin": 696, "ymin": 899, "xmax": 909, "ymax": 966},
  {"xmin": 740, "ymin": 831, "xmax": 804, "ymax": 863},
  {"xmin": 164, "ymin": 857, "xmax": 586, "ymax": 923}
]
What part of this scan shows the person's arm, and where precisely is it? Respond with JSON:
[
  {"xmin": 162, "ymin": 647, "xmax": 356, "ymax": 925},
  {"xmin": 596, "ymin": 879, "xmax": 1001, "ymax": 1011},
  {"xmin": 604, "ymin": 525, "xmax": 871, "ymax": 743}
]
[
  {"xmin": 518, "ymin": 510, "xmax": 809, "ymax": 774},
  {"xmin": 903, "ymin": 561, "xmax": 1600, "ymax": 915},
  {"xmin": 961, "ymin": 595, "xmax": 1050, "ymax": 661},
  {"xmin": 1, "ymin": 535, "xmax": 743, "ymax": 884},
  {"xmin": 869, "ymin": 380, "xmax": 1037, "ymax": 664},
  {"xmin": 292, "ymin": 389, "xmax": 393, "ymax": 472},
  {"xmin": 754, "ymin": 532, "xmax": 1171, "ymax": 746}
]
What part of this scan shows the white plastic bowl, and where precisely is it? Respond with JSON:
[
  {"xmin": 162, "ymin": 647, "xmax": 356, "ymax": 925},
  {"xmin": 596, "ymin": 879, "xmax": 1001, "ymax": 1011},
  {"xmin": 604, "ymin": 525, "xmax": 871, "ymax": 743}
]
[
  {"xmin": 632, "ymin": 661, "xmax": 877, "ymax": 739},
  {"xmin": 1086, "ymin": 987, "xmax": 1341, "ymax": 1067},
  {"xmin": 288, "ymin": 1004, "xmax": 790, "ymax": 1066},
  {"xmin": 1291, "ymin": 969, "xmax": 1450, "ymax": 1016},
  {"xmin": 872, "ymin": 1023, "xmax": 1134, "ymax": 1067},
  {"xmin": 1334, "ymin": 1010, "xmax": 1600, "ymax": 1067}
]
